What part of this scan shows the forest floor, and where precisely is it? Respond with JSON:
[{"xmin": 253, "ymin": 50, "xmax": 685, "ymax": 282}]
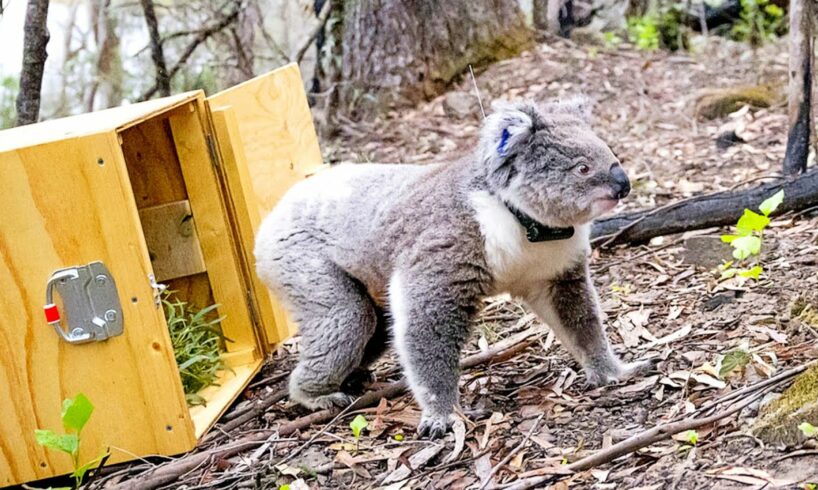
[{"xmin": 96, "ymin": 35, "xmax": 818, "ymax": 490}]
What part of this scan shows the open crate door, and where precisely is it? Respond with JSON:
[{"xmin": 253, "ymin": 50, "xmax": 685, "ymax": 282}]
[
  {"xmin": 0, "ymin": 130, "xmax": 196, "ymax": 485},
  {"xmin": 206, "ymin": 63, "xmax": 326, "ymax": 351}
]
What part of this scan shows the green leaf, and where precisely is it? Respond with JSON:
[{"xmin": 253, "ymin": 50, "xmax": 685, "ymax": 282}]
[
  {"xmin": 721, "ymin": 234, "xmax": 741, "ymax": 243},
  {"xmin": 35, "ymin": 430, "xmax": 79, "ymax": 456},
  {"xmin": 731, "ymin": 235, "xmax": 761, "ymax": 260},
  {"xmin": 764, "ymin": 4, "xmax": 783, "ymax": 17},
  {"xmin": 350, "ymin": 414, "xmax": 368, "ymax": 440},
  {"xmin": 683, "ymin": 430, "xmax": 698, "ymax": 445},
  {"xmin": 738, "ymin": 266, "xmax": 763, "ymax": 279},
  {"xmin": 799, "ymin": 422, "xmax": 817, "ymax": 437},
  {"xmin": 736, "ymin": 209, "xmax": 770, "ymax": 233},
  {"xmin": 720, "ymin": 268, "xmax": 738, "ymax": 279},
  {"xmin": 279, "ymin": 485, "xmax": 290, "ymax": 490},
  {"xmin": 393, "ymin": 433, "xmax": 404, "ymax": 441},
  {"xmin": 61, "ymin": 393, "xmax": 94, "ymax": 433},
  {"xmin": 71, "ymin": 450, "xmax": 109, "ymax": 479},
  {"xmin": 719, "ymin": 349, "xmax": 751, "ymax": 378},
  {"xmin": 759, "ymin": 190, "xmax": 784, "ymax": 216}
]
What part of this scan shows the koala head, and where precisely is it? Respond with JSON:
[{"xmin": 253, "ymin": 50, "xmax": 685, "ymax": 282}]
[{"xmin": 478, "ymin": 98, "xmax": 629, "ymax": 227}]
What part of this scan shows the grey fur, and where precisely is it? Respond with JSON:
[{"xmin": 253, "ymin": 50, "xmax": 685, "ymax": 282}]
[{"xmin": 254, "ymin": 98, "xmax": 650, "ymax": 439}]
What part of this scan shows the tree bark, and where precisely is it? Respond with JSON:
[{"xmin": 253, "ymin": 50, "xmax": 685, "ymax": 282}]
[
  {"xmin": 15, "ymin": 0, "xmax": 51, "ymax": 126},
  {"xmin": 139, "ymin": 0, "xmax": 170, "ymax": 97},
  {"xmin": 328, "ymin": 0, "xmax": 532, "ymax": 114},
  {"xmin": 783, "ymin": 0, "xmax": 813, "ymax": 175},
  {"xmin": 87, "ymin": 0, "xmax": 122, "ymax": 111},
  {"xmin": 591, "ymin": 169, "xmax": 818, "ymax": 246}
]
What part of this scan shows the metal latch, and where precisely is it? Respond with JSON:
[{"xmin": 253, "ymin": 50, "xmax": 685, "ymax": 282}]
[{"xmin": 44, "ymin": 261, "xmax": 124, "ymax": 344}]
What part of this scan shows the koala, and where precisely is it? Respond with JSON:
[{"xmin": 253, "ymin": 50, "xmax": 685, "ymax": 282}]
[{"xmin": 254, "ymin": 98, "xmax": 651, "ymax": 439}]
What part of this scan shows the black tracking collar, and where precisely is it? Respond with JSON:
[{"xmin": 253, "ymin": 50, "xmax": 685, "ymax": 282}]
[{"xmin": 504, "ymin": 203, "xmax": 575, "ymax": 242}]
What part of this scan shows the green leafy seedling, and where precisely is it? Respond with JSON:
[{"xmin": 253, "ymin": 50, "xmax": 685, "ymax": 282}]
[
  {"xmin": 720, "ymin": 190, "xmax": 784, "ymax": 281},
  {"xmin": 350, "ymin": 414, "xmax": 368, "ymax": 453},
  {"xmin": 799, "ymin": 422, "xmax": 816, "ymax": 437},
  {"xmin": 279, "ymin": 485, "xmax": 291, "ymax": 490},
  {"xmin": 350, "ymin": 414, "xmax": 368, "ymax": 440},
  {"xmin": 805, "ymin": 483, "xmax": 817, "ymax": 490},
  {"xmin": 683, "ymin": 430, "xmax": 698, "ymax": 445},
  {"xmin": 35, "ymin": 394, "xmax": 109, "ymax": 490},
  {"xmin": 393, "ymin": 433, "xmax": 404, "ymax": 442}
]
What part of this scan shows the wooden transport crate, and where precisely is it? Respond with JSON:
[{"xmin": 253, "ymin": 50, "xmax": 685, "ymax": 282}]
[{"xmin": 0, "ymin": 63, "xmax": 324, "ymax": 487}]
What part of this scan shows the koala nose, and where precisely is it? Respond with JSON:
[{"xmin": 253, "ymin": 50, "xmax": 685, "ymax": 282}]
[{"xmin": 610, "ymin": 164, "xmax": 630, "ymax": 199}]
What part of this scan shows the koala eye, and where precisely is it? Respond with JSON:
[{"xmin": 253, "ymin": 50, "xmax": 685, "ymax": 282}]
[{"xmin": 577, "ymin": 164, "xmax": 591, "ymax": 176}]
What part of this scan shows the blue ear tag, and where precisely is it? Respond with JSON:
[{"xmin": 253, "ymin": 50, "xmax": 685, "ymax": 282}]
[{"xmin": 498, "ymin": 128, "xmax": 511, "ymax": 156}]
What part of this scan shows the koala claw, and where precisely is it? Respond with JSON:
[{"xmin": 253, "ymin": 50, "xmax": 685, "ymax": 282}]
[
  {"xmin": 306, "ymin": 392, "xmax": 355, "ymax": 410},
  {"xmin": 621, "ymin": 358, "xmax": 658, "ymax": 378},
  {"xmin": 417, "ymin": 413, "xmax": 452, "ymax": 440},
  {"xmin": 585, "ymin": 357, "xmax": 658, "ymax": 388}
]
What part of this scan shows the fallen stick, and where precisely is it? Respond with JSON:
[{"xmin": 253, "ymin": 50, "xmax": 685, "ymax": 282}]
[
  {"xmin": 591, "ymin": 169, "xmax": 818, "ymax": 246},
  {"xmin": 480, "ymin": 414, "xmax": 544, "ymax": 490},
  {"xmin": 107, "ymin": 330, "xmax": 539, "ymax": 490},
  {"xmin": 202, "ymin": 389, "xmax": 288, "ymax": 442},
  {"xmin": 501, "ymin": 377, "xmax": 789, "ymax": 490}
]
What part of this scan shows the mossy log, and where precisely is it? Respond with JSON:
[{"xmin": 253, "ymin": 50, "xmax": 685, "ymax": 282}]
[
  {"xmin": 754, "ymin": 365, "xmax": 818, "ymax": 446},
  {"xmin": 694, "ymin": 85, "xmax": 781, "ymax": 120}
]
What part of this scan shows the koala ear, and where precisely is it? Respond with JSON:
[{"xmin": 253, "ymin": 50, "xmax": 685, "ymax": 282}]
[
  {"xmin": 479, "ymin": 103, "xmax": 535, "ymax": 185},
  {"xmin": 542, "ymin": 95, "xmax": 593, "ymax": 124}
]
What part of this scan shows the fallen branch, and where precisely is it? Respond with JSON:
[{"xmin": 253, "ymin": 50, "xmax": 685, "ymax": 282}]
[
  {"xmin": 202, "ymin": 389, "xmax": 287, "ymax": 442},
  {"xmin": 501, "ymin": 361, "xmax": 809, "ymax": 490},
  {"xmin": 591, "ymin": 169, "xmax": 818, "ymax": 246},
  {"xmin": 480, "ymin": 414, "xmax": 544, "ymax": 489},
  {"xmin": 108, "ymin": 329, "xmax": 539, "ymax": 490}
]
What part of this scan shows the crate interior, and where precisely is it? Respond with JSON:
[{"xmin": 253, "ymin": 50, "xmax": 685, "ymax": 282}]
[{"xmin": 118, "ymin": 104, "xmax": 262, "ymax": 436}]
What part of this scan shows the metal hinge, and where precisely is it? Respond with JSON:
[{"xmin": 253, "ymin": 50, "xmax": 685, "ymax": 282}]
[
  {"xmin": 245, "ymin": 289, "xmax": 261, "ymax": 329},
  {"xmin": 206, "ymin": 133, "xmax": 220, "ymax": 169},
  {"xmin": 148, "ymin": 273, "xmax": 167, "ymax": 307},
  {"xmin": 44, "ymin": 262, "xmax": 124, "ymax": 344}
]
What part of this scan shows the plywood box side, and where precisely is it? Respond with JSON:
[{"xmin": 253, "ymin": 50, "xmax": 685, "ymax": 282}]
[
  {"xmin": 167, "ymin": 103, "xmax": 263, "ymax": 359},
  {"xmin": 0, "ymin": 132, "xmax": 195, "ymax": 486},
  {"xmin": 0, "ymin": 93, "xmax": 199, "ymax": 154},
  {"xmin": 209, "ymin": 107, "xmax": 293, "ymax": 348},
  {"xmin": 207, "ymin": 63, "xmax": 325, "ymax": 220}
]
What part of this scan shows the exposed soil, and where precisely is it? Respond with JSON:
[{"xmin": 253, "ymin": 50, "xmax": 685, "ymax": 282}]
[{"xmin": 92, "ymin": 34, "xmax": 818, "ymax": 490}]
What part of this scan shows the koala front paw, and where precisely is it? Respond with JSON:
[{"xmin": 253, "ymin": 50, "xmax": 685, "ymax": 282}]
[
  {"xmin": 417, "ymin": 412, "xmax": 453, "ymax": 440},
  {"xmin": 620, "ymin": 358, "xmax": 657, "ymax": 379},
  {"xmin": 585, "ymin": 357, "xmax": 657, "ymax": 388}
]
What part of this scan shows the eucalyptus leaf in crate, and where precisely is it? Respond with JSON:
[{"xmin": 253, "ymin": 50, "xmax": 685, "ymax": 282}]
[{"xmin": 162, "ymin": 291, "xmax": 231, "ymax": 406}]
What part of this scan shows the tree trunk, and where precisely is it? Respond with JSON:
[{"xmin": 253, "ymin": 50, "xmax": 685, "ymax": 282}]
[
  {"xmin": 225, "ymin": 0, "xmax": 259, "ymax": 86},
  {"xmin": 15, "ymin": 0, "xmax": 51, "ymax": 127},
  {"xmin": 591, "ymin": 169, "xmax": 818, "ymax": 246},
  {"xmin": 783, "ymin": 0, "xmax": 813, "ymax": 175},
  {"xmin": 87, "ymin": 0, "xmax": 123, "ymax": 112},
  {"xmin": 139, "ymin": 0, "xmax": 170, "ymax": 97},
  {"xmin": 328, "ymin": 0, "xmax": 532, "ymax": 115}
]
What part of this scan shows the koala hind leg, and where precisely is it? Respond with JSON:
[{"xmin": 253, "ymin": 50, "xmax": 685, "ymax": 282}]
[
  {"xmin": 342, "ymin": 305, "xmax": 390, "ymax": 393},
  {"xmin": 276, "ymin": 257, "xmax": 378, "ymax": 410}
]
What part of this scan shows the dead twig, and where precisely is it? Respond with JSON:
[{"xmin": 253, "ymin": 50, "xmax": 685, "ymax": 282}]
[
  {"xmin": 502, "ymin": 375, "xmax": 788, "ymax": 490},
  {"xmin": 480, "ymin": 414, "xmax": 544, "ymax": 489},
  {"xmin": 111, "ymin": 330, "xmax": 539, "ymax": 490}
]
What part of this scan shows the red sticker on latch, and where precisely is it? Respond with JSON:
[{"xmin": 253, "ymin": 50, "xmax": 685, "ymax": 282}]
[{"xmin": 44, "ymin": 304, "xmax": 60, "ymax": 323}]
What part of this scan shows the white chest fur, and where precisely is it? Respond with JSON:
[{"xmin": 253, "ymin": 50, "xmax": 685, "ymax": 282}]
[{"xmin": 469, "ymin": 191, "xmax": 590, "ymax": 296}]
